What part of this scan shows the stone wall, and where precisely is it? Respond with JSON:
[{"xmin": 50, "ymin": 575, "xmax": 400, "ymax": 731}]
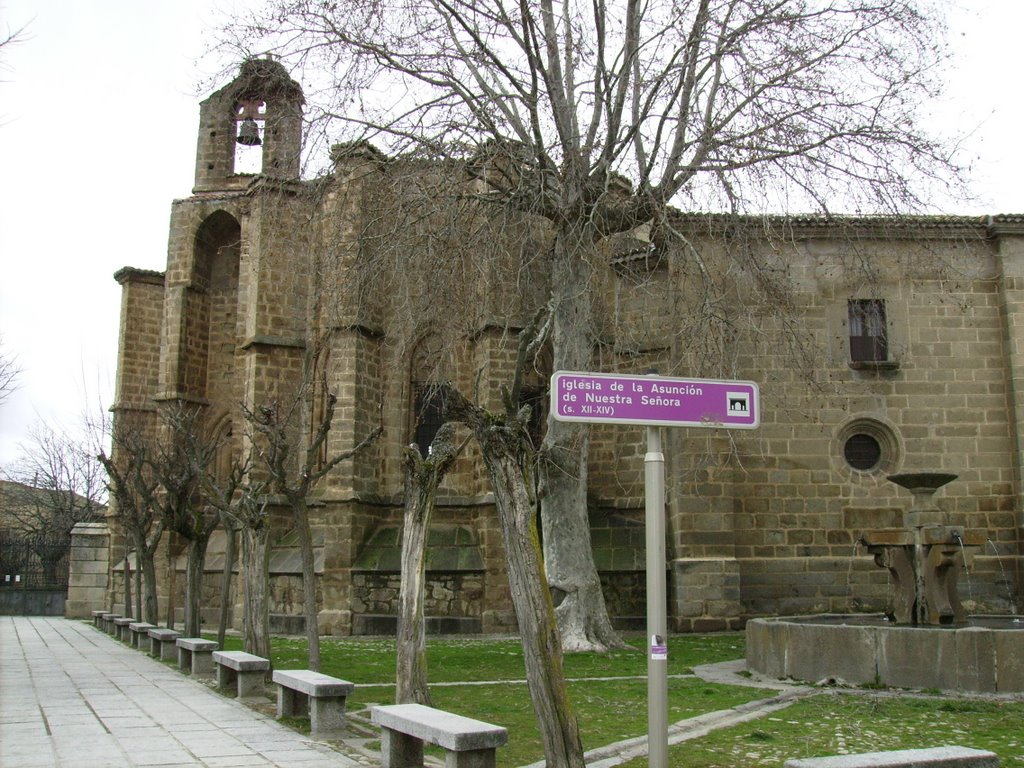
[{"xmin": 65, "ymin": 522, "xmax": 110, "ymax": 618}]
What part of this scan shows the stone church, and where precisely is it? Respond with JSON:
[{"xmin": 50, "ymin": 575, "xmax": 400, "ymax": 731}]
[{"xmin": 108, "ymin": 59, "xmax": 1024, "ymax": 635}]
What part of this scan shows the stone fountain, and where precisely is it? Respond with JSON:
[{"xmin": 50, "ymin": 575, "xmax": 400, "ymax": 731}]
[
  {"xmin": 746, "ymin": 472, "xmax": 1024, "ymax": 693},
  {"xmin": 862, "ymin": 472, "xmax": 985, "ymax": 626}
]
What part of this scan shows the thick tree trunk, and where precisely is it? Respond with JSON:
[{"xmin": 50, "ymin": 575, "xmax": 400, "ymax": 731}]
[
  {"xmin": 478, "ymin": 428, "xmax": 585, "ymax": 768},
  {"xmin": 541, "ymin": 224, "xmax": 626, "ymax": 652},
  {"xmin": 166, "ymin": 537, "xmax": 176, "ymax": 628},
  {"xmin": 395, "ymin": 431, "xmax": 461, "ymax": 706},
  {"xmin": 396, "ymin": 462, "xmax": 433, "ymax": 706},
  {"xmin": 293, "ymin": 498, "xmax": 321, "ymax": 670},
  {"xmin": 241, "ymin": 525, "xmax": 272, "ymax": 660},
  {"xmin": 183, "ymin": 531, "xmax": 213, "ymax": 638},
  {"xmin": 218, "ymin": 525, "xmax": 237, "ymax": 648},
  {"xmin": 131, "ymin": 524, "xmax": 162, "ymax": 625},
  {"xmin": 134, "ymin": 567, "xmax": 142, "ymax": 623},
  {"xmin": 123, "ymin": 541, "xmax": 132, "ymax": 619},
  {"xmin": 446, "ymin": 391, "xmax": 585, "ymax": 768},
  {"xmin": 140, "ymin": 546, "xmax": 159, "ymax": 624}
]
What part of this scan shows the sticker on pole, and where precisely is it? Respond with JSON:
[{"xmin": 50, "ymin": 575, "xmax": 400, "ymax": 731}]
[
  {"xmin": 551, "ymin": 371, "xmax": 759, "ymax": 429},
  {"xmin": 650, "ymin": 634, "xmax": 668, "ymax": 661}
]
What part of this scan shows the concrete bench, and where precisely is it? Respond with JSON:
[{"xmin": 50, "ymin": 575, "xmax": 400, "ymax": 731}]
[
  {"xmin": 213, "ymin": 651, "xmax": 270, "ymax": 700},
  {"xmin": 372, "ymin": 703, "xmax": 508, "ymax": 768},
  {"xmin": 113, "ymin": 616, "xmax": 135, "ymax": 642},
  {"xmin": 784, "ymin": 746, "xmax": 999, "ymax": 767},
  {"xmin": 272, "ymin": 670, "xmax": 355, "ymax": 737},
  {"xmin": 128, "ymin": 621, "xmax": 155, "ymax": 648},
  {"xmin": 101, "ymin": 613, "xmax": 121, "ymax": 634},
  {"xmin": 147, "ymin": 627, "xmax": 181, "ymax": 660},
  {"xmin": 91, "ymin": 610, "xmax": 107, "ymax": 628},
  {"xmin": 176, "ymin": 638, "xmax": 219, "ymax": 677}
]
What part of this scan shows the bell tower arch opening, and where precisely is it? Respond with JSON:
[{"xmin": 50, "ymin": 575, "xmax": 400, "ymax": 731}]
[
  {"xmin": 233, "ymin": 98, "xmax": 266, "ymax": 174},
  {"xmin": 193, "ymin": 57, "xmax": 304, "ymax": 193}
]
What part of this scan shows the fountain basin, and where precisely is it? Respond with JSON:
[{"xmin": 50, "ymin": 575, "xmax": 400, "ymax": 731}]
[{"xmin": 746, "ymin": 615, "xmax": 1024, "ymax": 694}]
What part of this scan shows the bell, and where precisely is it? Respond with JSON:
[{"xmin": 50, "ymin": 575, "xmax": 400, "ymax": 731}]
[{"xmin": 236, "ymin": 118, "xmax": 262, "ymax": 146}]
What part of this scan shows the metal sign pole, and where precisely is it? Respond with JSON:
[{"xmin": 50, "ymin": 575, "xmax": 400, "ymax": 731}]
[{"xmin": 645, "ymin": 425, "xmax": 668, "ymax": 768}]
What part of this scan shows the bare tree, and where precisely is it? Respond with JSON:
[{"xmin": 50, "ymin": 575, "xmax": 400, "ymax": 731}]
[
  {"xmin": 2, "ymin": 420, "xmax": 107, "ymax": 537},
  {"xmin": 160, "ymin": 401, "xmax": 234, "ymax": 638},
  {"xmin": 99, "ymin": 420, "xmax": 164, "ymax": 623},
  {"xmin": 2, "ymin": 418, "xmax": 108, "ymax": 586},
  {"xmin": 245, "ymin": 352, "xmax": 382, "ymax": 671},
  {"xmin": 442, "ymin": 315, "xmax": 584, "ymax": 768},
  {"xmin": 395, "ymin": 422, "xmax": 467, "ymax": 705},
  {"xmin": 222, "ymin": 0, "xmax": 962, "ymax": 650}
]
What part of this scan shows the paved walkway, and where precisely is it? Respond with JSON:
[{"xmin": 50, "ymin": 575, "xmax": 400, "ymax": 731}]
[{"xmin": 0, "ymin": 617, "xmax": 363, "ymax": 767}]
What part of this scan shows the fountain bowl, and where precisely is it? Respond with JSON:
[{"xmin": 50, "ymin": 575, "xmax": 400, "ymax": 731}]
[
  {"xmin": 746, "ymin": 614, "xmax": 1024, "ymax": 693},
  {"xmin": 886, "ymin": 472, "xmax": 958, "ymax": 494}
]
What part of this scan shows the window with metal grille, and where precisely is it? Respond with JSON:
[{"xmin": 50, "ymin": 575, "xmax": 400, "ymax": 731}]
[{"xmin": 848, "ymin": 299, "xmax": 888, "ymax": 363}]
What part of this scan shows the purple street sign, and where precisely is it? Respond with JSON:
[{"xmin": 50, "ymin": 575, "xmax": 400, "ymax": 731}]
[{"xmin": 551, "ymin": 371, "xmax": 759, "ymax": 429}]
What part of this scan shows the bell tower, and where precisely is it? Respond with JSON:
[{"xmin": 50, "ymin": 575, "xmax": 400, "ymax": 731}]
[{"xmin": 193, "ymin": 57, "xmax": 304, "ymax": 193}]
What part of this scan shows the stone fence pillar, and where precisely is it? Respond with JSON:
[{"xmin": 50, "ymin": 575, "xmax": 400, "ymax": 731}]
[{"xmin": 65, "ymin": 521, "xmax": 110, "ymax": 618}]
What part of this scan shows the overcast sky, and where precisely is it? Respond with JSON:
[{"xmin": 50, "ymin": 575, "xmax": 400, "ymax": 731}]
[{"xmin": 1, "ymin": 0, "xmax": 1022, "ymax": 467}]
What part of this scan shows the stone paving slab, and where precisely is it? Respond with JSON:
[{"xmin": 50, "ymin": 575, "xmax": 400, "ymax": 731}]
[{"xmin": 0, "ymin": 617, "xmax": 363, "ymax": 768}]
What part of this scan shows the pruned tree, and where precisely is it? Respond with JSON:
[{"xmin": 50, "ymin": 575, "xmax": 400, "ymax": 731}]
[
  {"xmin": 221, "ymin": 0, "xmax": 963, "ymax": 651},
  {"xmin": 2, "ymin": 420, "xmax": 107, "ymax": 541},
  {"xmin": 2, "ymin": 418, "xmax": 107, "ymax": 586},
  {"xmin": 159, "ymin": 401, "xmax": 238, "ymax": 639},
  {"xmin": 395, "ymin": 421, "xmax": 467, "ymax": 705},
  {"xmin": 442, "ymin": 315, "xmax": 584, "ymax": 768},
  {"xmin": 142, "ymin": 400, "xmax": 211, "ymax": 632},
  {"xmin": 245, "ymin": 352, "xmax": 382, "ymax": 671},
  {"xmin": 100, "ymin": 417, "xmax": 164, "ymax": 623},
  {"xmin": 198, "ymin": 443, "xmax": 256, "ymax": 649}
]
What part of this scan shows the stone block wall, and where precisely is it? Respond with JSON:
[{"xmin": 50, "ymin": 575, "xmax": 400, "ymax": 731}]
[{"xmin": 65, "ymin": 522, "xmax": 110, "ymax": 618}]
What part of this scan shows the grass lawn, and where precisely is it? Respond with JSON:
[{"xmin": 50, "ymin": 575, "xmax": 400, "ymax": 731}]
[
  {"xmin": 620, "ymin": 694, "xmax": 1024, "ymax": 767},
  {"xmin": 213, "ymin": 632, "xmax": 1024, "ymax": 767}
]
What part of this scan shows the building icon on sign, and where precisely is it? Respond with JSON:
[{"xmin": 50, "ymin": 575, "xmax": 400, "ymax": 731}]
[{"xmin": 727, "ymin": 392, "xmax": 750, "ymax": 414}]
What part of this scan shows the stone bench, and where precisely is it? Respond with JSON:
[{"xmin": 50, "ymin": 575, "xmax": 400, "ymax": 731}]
[
  {"xmin": 372, "ymin": 703, "xmax": 508, "ymax": 768},
  {"xmin": 784, "ymin": 746, "xmax": 999, "ymax": 767},
  {"xmin": 273, "ymin": 670, "xmax": 355, "ymax": 737},
  {"xmin": 91, "ymin": 610, "xmax": 107, "ymax": 628},
  {"xmin": 113, "ymin": 616, "xmax": 135, "ymax": 642},
  {"xmin": 101, "ymin": 613, "xmax": 121, "ymax": 634},
  {"xmin": 128, "ymin": 621, "xmax": 155, "ymax": 648},
  {"xmin": 213, "ymin": 651, "xmax": 270, "ymax": 700},
  {"xmin": 147, "ymin": 627, "xmax": 181, "ymax": 660},
  {"xmin": 176, "ymin": 638, "xmax": 219, "ymax": 677}
]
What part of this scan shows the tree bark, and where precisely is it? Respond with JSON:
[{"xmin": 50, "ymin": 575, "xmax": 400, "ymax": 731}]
[
  {"xmin": 395, "ymin": 427, "xmax": 462, "ymax": 706},
  {"xmin": 134, "ymin": 566, "xmax": 142, "ymax": 623},
  {"xmin": 292, "ymin": 497, "xmax": 321, "ymax": 670},
  {"xmin": 396, "ymin": 455, "xmax": 433, "ymax": 706},
  {"xmin": 123, "ymin": 540, "xmax": 132, "ymax": 619},
  {"xmin": 218, "ymin": 525, "xmax": 237, "ymax": 648},
  {"xmin": 241, "ymin": 524, "xmax": 272, "ymax": 660},
  {"xmin": 166, "ymin": 534, "xmax": 177, "ymax": 629},
  {"xmin": 183, "ymin": 530, "xmax": 214, "ymax": 637},
  {"xmin": 447, "ymin": 391, "xmax": 585, "ymax": 768},
  {"xmin": 541, "ymin": 223, "xmax": 626, "ymax": 652},
  {"xmin": 140, "ymin": 542, "xmax": 159, "ymax": 624}
]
